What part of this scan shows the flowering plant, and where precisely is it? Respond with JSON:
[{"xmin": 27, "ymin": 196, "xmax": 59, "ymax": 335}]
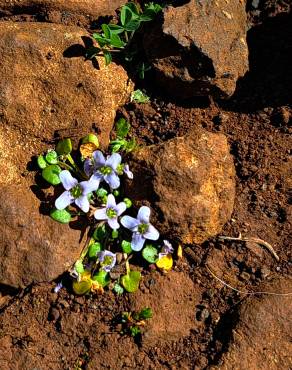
[{"xmin": 37, "ymin": 119, "xmax": 174, "ymax": 295}]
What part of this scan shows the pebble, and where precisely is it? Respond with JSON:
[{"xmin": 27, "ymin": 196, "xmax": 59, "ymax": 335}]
[
  {"xmin": 240, "ymin": 271, "xmax": 250, "ymax": 281},
  {"xmin": 49, "ymin": 307, "xmax": 60, "ymax": 321}
]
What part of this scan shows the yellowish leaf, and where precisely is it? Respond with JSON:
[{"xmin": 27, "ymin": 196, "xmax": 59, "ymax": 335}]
[
  {"xmin": 156, "ymin": 254, "xmax": 173, "ymax": 272},
  {"xmin": 177, "ymin": 244, "xmax": 183, "ymax": 259}
]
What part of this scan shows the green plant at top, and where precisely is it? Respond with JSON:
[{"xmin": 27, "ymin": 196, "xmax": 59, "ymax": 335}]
[{"xmin": 86, "ymin": 2, "xmax": 162, "ymax": 67}]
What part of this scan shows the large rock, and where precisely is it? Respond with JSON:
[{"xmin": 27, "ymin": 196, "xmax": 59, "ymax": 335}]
[
  {"xmin": 127, "ymin": 128, "xmax": 235, "ymax": 244},
  {"xmin": 212, "ymin": 277, "xmax": 292, "ymax": 370},
  {"xmin": 0, "ymin": 22, "xmax": 133, "ymax": 184},
  {"xmin": 0, "ymin": 22, "xmax": 133, "ymax": 287},
  {"xmin": 0, "ymin": 185, "xmax": 83, "ymax": 288},
  {"xmin": 0, "ymin": 1, "xmax": 126, "ymax": 26},
  {"xmin": 144, "ymin": 0, "xmax": 249, "ymax": 99}
]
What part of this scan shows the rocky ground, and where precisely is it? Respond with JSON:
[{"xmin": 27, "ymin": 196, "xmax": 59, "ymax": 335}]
[{"xmin": 0, "ymin": 1, "xmax": 291, "ymax": 369}]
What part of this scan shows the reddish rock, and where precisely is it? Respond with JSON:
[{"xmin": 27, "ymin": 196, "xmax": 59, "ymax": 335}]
[
  {"xmin": 0, "ymin": 22, "xmax": 133, "ymax": 185},
  {"xmin": 0, "ymin": 184, "xmax": 83, "ymax": 288},
  {"xmin": 0, "ymin": 0, "xmax": 125, "ymax": 26},
  {"xmin": 0, "ymin": 22, "xmax": 133, "ymax": 287},
  {"xmin": 127, "ymin": 128, "xmax": 235, "ymax": 244},
  {"xmin": 144, "ymin": 0, "xmax": 249, "ymax": 98},
  {"xmin": 211, "ymin": 277, "xmax": 292, "ymax": 370}
]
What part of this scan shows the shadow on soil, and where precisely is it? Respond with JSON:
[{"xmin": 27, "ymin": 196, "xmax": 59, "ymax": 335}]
[{"xmin": 221, "ymin": 11, "xmax": 292, "ymax": 112}]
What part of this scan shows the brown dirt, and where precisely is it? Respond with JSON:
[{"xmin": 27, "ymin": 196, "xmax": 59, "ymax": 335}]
[{"xmin": 0, "ymin": 2, "xmax": 292, "ymax": 370}]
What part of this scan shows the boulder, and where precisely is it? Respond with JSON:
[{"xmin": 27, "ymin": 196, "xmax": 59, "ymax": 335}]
[
  {"xmin": 211, "ymin": 277, "xmax": 292, "ymax": 370},
  {"xmin": 0, "ymin": 0, "xmax": 126, "ymax": 26},
  {"xmin": 0, "ymin": 22, "xmax": 133, "ymax": 184},
  {"xmin": 144, "ymin": 0, "xmax": 249, "ymax": 99},
  {"xmin": 0, "ymin": 22, "xmax": 133, "ymax": 287},
  {"xmin": 127, "ymin": 128, "xmax": 235, "ymax": 244},
  {"xmin": 0, "ymin": 185, "xmax": 83, "ymax": 288}
]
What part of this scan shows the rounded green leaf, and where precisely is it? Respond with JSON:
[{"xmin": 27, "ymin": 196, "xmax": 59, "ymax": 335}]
[
  {"xmin": 45, "ymin": 150, "xmax": 58, "ymax": 164},
  {"xmin": 42, "ymin": 164, "xmax": 61, "ymax": 185},
  {"xmin": 81, "ymin": 133, "xmax": 99, "ymax": 147},
  {"xmin": 96, "ymin": 188, "xmax": 108, "ymax": 198},
  {"xmin": 112, "ymin": 230, "xmax": 119, "ymax": 239},
  {"xmin": 121, "ymin": 270, "xmax": 141, "ymax": 293},
  {"xmin": 113, "ymin": 189, "xmax": 120, "ymax": 197},
  {"xmin": 73, "ymin": 280, "xmax": 92, "ymax": 295},
  {"xmin": 74, "ymin": 260, "xmax": 85, "ymax": 274},
  {"xmin": 56, "ymin": 138, "xmax": 72, "ymax": 155},
  {"xmin": 121, "ymin": 240, "xmax": 132, "ymax": 254},
  {"xmin": 142, "ymin": 245, "xmax": 158, "ymax": 263},
  {"xmin": 113, "ymin": 283, "xmax": 124, "ymax": 295},
  {"xmin": 50, "ymin": 208, "xmax": 72, "ymax": 224},
  {"xmin": 93, "ymin": 225, "xmax": 107, "ymax": 241},
  {"xmin": 92, "ymin": 271, "xmax": 110, "ymax": 287},
  {"xmin": 37, "ymin": 155, "xmax": 47, "ymax": 169},
  {"xmin": 88, "ymin": 242, "xmax": 102, "ymax": 258},
  {"xmin": 123, "ymin": 198, "xmax": 132, "ymax": 208}
]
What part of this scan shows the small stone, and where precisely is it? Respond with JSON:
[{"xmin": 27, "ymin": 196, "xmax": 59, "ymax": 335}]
[
  {"xmin": 49, "ymin": 307, "xmax": 60, "ymax": 321},
  {"xmin": 240, "ymin": 272, "xmax": 251, "ymax": 281},
  {"xmin": 197, "ymin": 308, "xmax": 210, "ymax": 322},
  {"xmin": 260, "ymin": 266, "xmax": 271, "ymax": 279}
]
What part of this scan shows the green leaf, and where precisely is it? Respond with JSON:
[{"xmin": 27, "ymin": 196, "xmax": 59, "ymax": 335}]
[
  {"xmin": 96, "ymin": 188, "xmax": 108, "ymax": 198},
  {"xmin": 125, "ymin": 138, "xmax": 138, "ymax": 153},
  {"xmin": 93, "ymin": 33, "xmax": 110, "ymax": 48},
  {"xmin": 93, "ymin": 224, "xmax": 107, "ymax": 242},
  {"xmin": 113, "ymin": 283, "xmax": 124, "ymax": 295},
  {"xmin": 121, "ymin": 240, "xmax": 132, "ymax": 254},
  {"xmin": 123, "ymin": 198, "xmax": 132, "ymax": 209},
  {"xmin": 123, "ymin": 19, "xmax": 141, "ymax": 32},
  {"xmin": 120, "ymin": 6, "xmax": 134, "ymax": 26},
  {"xmin": 81, "ymin": 133, "xmax": 99, "ymax": 147},
  {"xmin": 107, "ymin": 24, "xmax": 125, "ymax": 34},
  {"xmin": 50, "ymin": 208, "xmax": 72, "ymax": 224},
  {"xmin": 74, "ymin": 260, "xmax": 85, "ymax": 274},
  {"xmin": 112, "ymin": 230, "xmax": 119, "ymax": 239},
  {"xmin": 101, "ymin": 24, "xmax": 111, "ymax": 39},
  {"xmin": 88, "ymin": 242, "xmax": 102, "ymax": 258},
  {"xmin": 92, "ymin": 271, "xmax": 110, "ymax": 287},
  {"xmin": 138, "ymin": 307, "xmax": 153, "ymax": 320},
  {"xmin": 73, "ymin": 280, "xmax": 92, "ymax": 295},
  {"xmin": 110, "ymin": 33, "xmax": 126, "ymax": 48},
  {"xmin": 103, "ymin": 50, "xmax": 112, "ymax": 66},
  {"xmin": 45, "ymin": 150, "xmax": 58, "ymax": 165},
  {"xmin": 85, "ymin": 46, "xmax": 101, "ymax": 59},
  {"xmin": 130, "ymin": 326, "xmax": 141, "ymax": 337},
  {"xmin": 116, "ymin": 117, "xmax": 130, "ymax": 138},
  {"xmin": 37, "ymin": 155, "xmax": 47, "ymax": 169},
  {"xmin": 42, "ymin": 164, "xmax": 61, "ymax": 185},
  {"xmin": 125, "ymin": 2, "xmax": 140, "ymax": 16},
  {"xmin": 131, "ymin": 89, "xmax": 150, "ymax": 104},
  {"xmin": 142, "ymin": 245, "xmax": 158, "ymax": 263},
  {"xmin": 56, "ymin": 138, "xmax": 72, "ymax": 155},
  {"xmin": 121, "ymin": 270, "xmax": 141, "ymax": 293}
]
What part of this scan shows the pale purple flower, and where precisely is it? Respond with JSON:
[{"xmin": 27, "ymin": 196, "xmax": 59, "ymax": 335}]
[
  {"xmin": 121, "ymin": 206, "xmax": 159, "ymax": 251},
  {"xmin": 98, "ymin": 250, "xmax": 116, "ymax": 272},
  {"xmin": 55, "ymin": 170, "xmax": 99, "ymax": 213},
  {"xmin": 84, "ymin": 151, "xmax": 121, "ymax": 189},
  {"xmin": 159, "ymin": 240, "xmax": 174, "ymax": 259},
  {"xmin": 54, "ymin": 282, "xmax": 63, "ymax": 293},
  {"xmin": 123, "ymin": 164, "xmax": 133, "ymax": 179},
  {"xmin": 94, "ymin": 194, "xmax": 126, "ymax": 230}
]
